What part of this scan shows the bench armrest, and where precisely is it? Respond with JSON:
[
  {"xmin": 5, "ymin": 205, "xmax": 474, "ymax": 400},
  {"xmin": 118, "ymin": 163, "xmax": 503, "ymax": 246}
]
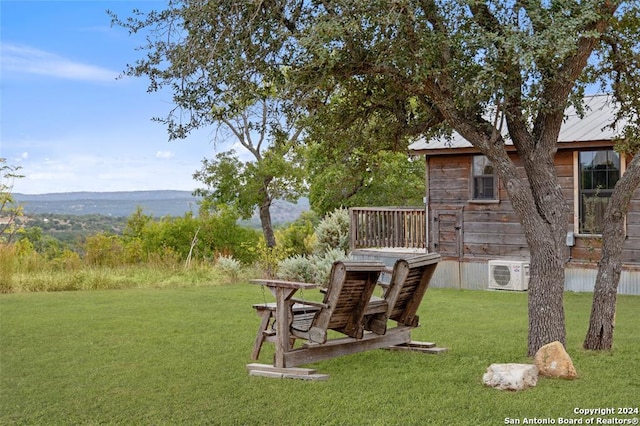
[{"xmin": 290, "ymin": 298, "xmax": 328, "ymax": 310}]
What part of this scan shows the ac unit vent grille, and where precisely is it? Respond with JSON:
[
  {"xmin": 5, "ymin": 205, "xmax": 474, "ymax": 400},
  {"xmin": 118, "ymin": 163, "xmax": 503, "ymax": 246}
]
[{"xmin": 492, "ymin": 265, "xmax": 512, "ymax": 287}]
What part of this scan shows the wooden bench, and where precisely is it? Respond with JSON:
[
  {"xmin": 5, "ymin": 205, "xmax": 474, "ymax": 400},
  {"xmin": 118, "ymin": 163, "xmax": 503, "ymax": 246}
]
[{"xmin": 247, "ymin": 254, "xmax": 443, "ymax": 379}]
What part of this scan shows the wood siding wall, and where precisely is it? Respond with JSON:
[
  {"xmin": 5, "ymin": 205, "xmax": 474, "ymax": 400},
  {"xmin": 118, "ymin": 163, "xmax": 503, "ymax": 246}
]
[{"xmin": 428, "ymin": 150, "xmax": 640, "ymax": 267}]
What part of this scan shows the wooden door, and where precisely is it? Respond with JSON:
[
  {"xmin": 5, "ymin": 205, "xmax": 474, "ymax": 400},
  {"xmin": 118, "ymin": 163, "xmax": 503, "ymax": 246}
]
[{"xmin": 432, "ymin": 209, "xmax": 463, "ymax": 259}]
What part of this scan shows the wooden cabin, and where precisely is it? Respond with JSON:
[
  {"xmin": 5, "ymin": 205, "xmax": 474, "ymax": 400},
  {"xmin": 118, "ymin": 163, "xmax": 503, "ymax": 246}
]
[{"xmin": 351, "ymin": 95, "xmax": 639, "ymax": 294}]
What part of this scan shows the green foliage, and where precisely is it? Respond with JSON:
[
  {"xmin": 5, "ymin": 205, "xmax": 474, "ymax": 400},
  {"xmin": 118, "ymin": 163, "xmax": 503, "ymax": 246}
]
[
  {"xmin": 19, "ymin": 226, "xmax": 70, "ymax": 261},
  {"xmin": 140, "ymin": 214, "xmax": 199, "ymax": 260},
  {"xmin": 0, "ymin": 158, "xmax": 24, "ymax": 244},
  {"xmin": 275, "ymin": 210, "xmax": 318, "ymax": 256},
  {"xmin": 249, "ymin": 238, "xmax": 293, "ymax": 279},
  {"xmin": 192, "ymin": 137, "xmax": 307, "ymax": 248},
  {"xmin": 49, "ymin": 249, "xmax": 82, "ymax": 272},
  {"xmin": 310, "ymin": 248, "xmax": 349, "ymax": 286},
  {"xmin": 274, "ymin": 207, "xmax": 352, "ymax": 286},
  {"xmin": 123, "ymin": 237, "xmax": 145, "ymax": 264},
  {"xmin": 307, "ymin": 147, "xmax": 425, "ymax": 215},
  {"xmin": 123, "ymin": 206, "xmax": 153, "ymax": 239},
  {"xmin": 193, "ymin": 152, "xmax": 252, "ymax": 218},
  {"xmin": 84, "ymin": 233, "xmax": 125, "ymax": 267},
  {"xmin": 197, "ymin": 207, "xmax": 261, "ymax": 264},
  {"xmin": 215, "ymin": 255, "xmax": 242, "ymax": 282},
  {"xmin": 277, "ymin": 248, "xmax": 349, "ymax": 286},
  {"xmin": 275, "ymin": 254, "xmax": 316, "ymax": 284},
  {"xmin": 122, "ymin": 208, "xmax": 261, "ymax": 265},
  {"xmin": 276, "ymin": 208, "xmax": 350, "ymax": 286},
  {"xmin": 312, "ymin": 208, "xmax": 350, "ymax": 255},
  {"xmin": 0, "ymin": 243, "xmax": 16, "ymax": 293}
]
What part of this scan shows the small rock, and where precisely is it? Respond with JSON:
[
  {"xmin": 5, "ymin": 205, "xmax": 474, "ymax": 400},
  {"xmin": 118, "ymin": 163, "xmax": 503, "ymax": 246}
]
[
  {"xmin": 482, "ymin": 363, "xmax": 538, "ymax": 391},
  {"xmin": 534, "ymin": 341, "xmax": 577, "ymax": 379}
]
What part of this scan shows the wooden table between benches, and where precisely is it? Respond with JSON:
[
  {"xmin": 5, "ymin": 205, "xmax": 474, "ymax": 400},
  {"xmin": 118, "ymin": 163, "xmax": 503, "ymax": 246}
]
[{"xmin": 250, "ymin": 279, "xmax": 319, "ymax": 368}]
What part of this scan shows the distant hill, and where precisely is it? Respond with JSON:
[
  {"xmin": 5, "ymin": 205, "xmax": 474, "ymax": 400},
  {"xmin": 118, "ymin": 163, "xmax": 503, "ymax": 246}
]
[
  {"xmin": 14, "ymin": 191, "xmax": 201, "ymax": 218},
  {"xmin": 14, "ymin": 191, "xmax": 310, "ymax": 224}
]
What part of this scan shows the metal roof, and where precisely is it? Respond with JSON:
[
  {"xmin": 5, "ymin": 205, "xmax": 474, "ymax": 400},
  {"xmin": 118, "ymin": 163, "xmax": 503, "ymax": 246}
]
[{"xmin": 408, "ymin": 95, "xmax": 626, "ymax": 154}]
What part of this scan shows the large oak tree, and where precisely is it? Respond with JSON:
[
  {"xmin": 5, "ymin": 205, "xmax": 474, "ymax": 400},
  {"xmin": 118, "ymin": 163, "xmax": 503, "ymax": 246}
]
[{"xmin": 113, "ymin": 1, "xmax": 639, "ymax": 355}]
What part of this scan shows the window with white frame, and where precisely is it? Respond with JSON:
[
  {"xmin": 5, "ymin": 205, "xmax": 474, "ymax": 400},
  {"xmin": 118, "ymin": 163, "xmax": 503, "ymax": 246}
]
[
  {"xmin": 471, "ymin": 155, "xmax": 497, "ymax": 200},
  {"xmin": 578, "ymin": 150, "xmax": 620, "ymax": 234}
]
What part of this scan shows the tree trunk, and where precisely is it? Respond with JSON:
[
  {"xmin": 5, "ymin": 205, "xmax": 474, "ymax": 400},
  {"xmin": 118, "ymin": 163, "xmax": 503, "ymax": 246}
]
[
  {"xmin": 515, "ymin": 183, "xmax": 568, "ymax": 356},
  {"xmin": 584, "ymin": 153, "xmax": 640, "ymax": 350},
  {"xmin": 527, "ymin": 248, "xmax": 567, "ymax": 356},
  {"xmin": 518, "ymin": 158, "xmax": 569, "ymax": 357},
  {"xmin": 256, "ymin": 175, "xmax": 277, "ymax": 248},
  {"xmin": 448, "ymin": 114, "xmax": 570, "ymax": 357},
  {"xmin": 583, "ymin": 260, "xmax": 619, "ymax": 351},
  {"xmin": 487, "ymin": 140, "xmax": 569, "ymax": 356},
  {"xmin": 259, "ymin": 200, "xmax": 276, "ymax": 248}
]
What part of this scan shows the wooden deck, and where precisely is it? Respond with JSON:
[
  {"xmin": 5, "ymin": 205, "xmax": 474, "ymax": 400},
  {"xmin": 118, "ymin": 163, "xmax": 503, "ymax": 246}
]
[{"xmin": 349, "ymin": 207, "xmax": 427, "ymax": 250}]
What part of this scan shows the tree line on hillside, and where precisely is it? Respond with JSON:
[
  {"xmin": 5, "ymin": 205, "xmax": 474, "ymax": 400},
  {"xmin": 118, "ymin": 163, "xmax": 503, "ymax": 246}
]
[
  {"xmin": 0, "ymin": 157, "xmax": 350, "ymax": 288},
  {"xmin": 2, "ymin": 204, "xmax": 325, "ymax": 268},
  {"xmin": 2, "ymin": 174, "xmax": 355, "ymax": 293}
]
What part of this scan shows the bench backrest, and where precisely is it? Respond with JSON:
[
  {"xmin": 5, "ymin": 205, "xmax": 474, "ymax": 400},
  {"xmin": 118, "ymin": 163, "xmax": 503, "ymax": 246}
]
[
  {"xmin": 384, "ymin": 253, "xmax": 441, "ymax": 327},
  {"xmin": 307, "ymin": 261, "xmax": 385, "ymax": 343}
]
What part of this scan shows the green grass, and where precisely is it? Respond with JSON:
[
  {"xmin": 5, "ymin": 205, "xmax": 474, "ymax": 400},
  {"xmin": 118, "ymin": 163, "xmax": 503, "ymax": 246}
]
[{"xmin": 1, "ymin": 286, "xmax": 638, "ymax": 425}]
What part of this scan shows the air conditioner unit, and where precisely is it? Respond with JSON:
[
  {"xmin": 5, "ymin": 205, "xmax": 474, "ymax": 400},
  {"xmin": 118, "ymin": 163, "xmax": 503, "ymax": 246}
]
[{"xmin": 488, "ymin": 260, "xmax": 530, "ymax": 291}]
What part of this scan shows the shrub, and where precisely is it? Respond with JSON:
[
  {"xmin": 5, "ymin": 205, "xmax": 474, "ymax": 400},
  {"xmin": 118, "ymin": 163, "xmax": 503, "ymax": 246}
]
[
  {"xmin": 123, "ymin": 238, "xmax": 145, "ymax": 264},
  {"xmin": 216, "ymin": 255, "xmax": 242, "ymax": 281},
  {"xmin": 84, "ymin": 233, "xmax": 125, "ymax": 267},
  {"xmin": 0, "ymin": 243, "xmax": 16, "ymax": 293},
  {"xmin": 276, "ymin": 255, "xmax": 316, "ymax": 283},
  {"xmin": 310, "ymin": 248, "xmax": 348, "ymax": 285},
  {"xmin": 141, "ymin": 216, "xmax": 198, "ymax": 261},
  {"xmin": 313, "ymin": 208, "xmax": 350, "ymax": 255},
  {"xmin": 251, "ymin": 239, "xmax": 292, "ymax": 278},
  {"xmin": 50, "ymin": 249, "xmax": 82, "ymax": 272},
  {"xmin": 276, "ymin": 248, "xmax": 348, "ymax": 287},
  {"xmin": 13, "ymin": 238, "xmax": 42, "ymax": 274},
  {"xmin": 200, "ymin": 208, "xmax": 261, "ymax": 264},
  {"xmin": 276, "ymin": 211, "xmax": 319, "ymax": 256}
]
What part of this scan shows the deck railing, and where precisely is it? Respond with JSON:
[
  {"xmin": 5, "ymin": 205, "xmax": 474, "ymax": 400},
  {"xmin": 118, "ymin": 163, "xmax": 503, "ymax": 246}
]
[{"xmin": 349, "ymin": 207, "xmax": 427, "ymax": 250}]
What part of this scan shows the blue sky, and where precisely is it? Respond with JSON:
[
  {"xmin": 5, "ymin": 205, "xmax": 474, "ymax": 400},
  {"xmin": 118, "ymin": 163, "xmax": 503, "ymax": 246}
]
[{"xmin": 1, "ymin": 1, "xmax": 223, "ymax": 194}]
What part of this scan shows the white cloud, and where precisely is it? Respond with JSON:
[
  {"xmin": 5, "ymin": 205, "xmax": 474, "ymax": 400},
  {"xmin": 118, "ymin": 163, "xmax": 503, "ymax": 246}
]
[
  {"xmin": 11, "ymin": 153, "xmax": 199, "ymax": 194},
  {"xmin": 13, "ymin": 152, "xmax": 29, "ymax": 162},
  {"xmin": 156, "ymin": 151, "xmax": 175, "ymax": 159},
  {"xmin": 0, "ymin": 43, "xmax": 118, "ymax": 82}
]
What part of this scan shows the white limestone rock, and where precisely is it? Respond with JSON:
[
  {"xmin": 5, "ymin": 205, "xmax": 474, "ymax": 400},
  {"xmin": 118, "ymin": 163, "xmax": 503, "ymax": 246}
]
[{"xmin": 482, "ymin": 363, "xmax": 538, "ymax": 391}]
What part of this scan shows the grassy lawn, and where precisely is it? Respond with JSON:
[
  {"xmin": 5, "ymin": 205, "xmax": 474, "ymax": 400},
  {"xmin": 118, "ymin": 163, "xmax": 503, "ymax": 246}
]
[{"xmin": 1, "ymin": 285, "xmax": 638, "ymax": 425}]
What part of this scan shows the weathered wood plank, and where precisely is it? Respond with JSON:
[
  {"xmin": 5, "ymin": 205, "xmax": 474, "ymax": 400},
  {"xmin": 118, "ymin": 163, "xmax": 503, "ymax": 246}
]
[
  {"xmin": 283, "ymin": 327, "xmax": 413, "ymax": 367},
  {"xmin": 462, "ymin": 243, "xmax": 531, "ymax": 258},
  {"xmin": 246, "ymin": 364, "xmax": 329, "ymax": 381},
  {"xmin": 384, "ymin": 341, "xmax": 448, "ymax": 354},
  {"xmin": 463, "ymin": 233, "xmax": 528, "ymax": 245}
]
